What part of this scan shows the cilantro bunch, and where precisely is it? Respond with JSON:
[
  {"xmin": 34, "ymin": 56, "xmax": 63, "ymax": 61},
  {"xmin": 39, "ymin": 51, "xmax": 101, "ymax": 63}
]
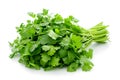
[{"xmin": 9, "ymin": 9, "xmax": 109, "ymax": 72}]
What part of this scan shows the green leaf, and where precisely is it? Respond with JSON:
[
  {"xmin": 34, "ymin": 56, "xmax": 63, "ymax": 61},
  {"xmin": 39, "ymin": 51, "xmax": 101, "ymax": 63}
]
[
  {"xmin": 87, "ymin": 49, "xmax": 93, "ymax": 59},
  {"xmin": 19, "ymin": 25, "xmax": 35, "ymax": 39},
  {"xmin": 53, "ymin": 14, "xmax": 63, "ymax": 24},
  {"xmin": 68, "ymin": 50, "xmax": 76, "ymax": 63},
  {"xmin": 28, "ymin": 12, "xmax": 36, "ymax": 18},
  {"xmin": 42, "ymin": 45, "xmax": 51, "ymax": 51},
  {"xmin": 60, "ymin": 36, "xmax": 70, "ymax": 47},
  {"xmin": 62, "ymin": 57, "xmax": 69, "ymax": 65},
  {"xmin": 47, "ymin": 46, "xmax": 60, "ymax": 56},
  {"xmin": 48, "ymin": 30, "xmax": 59, "ymax": 40},
  {"xmin": 71, "ymin": 25, "xmax": 81, "ymax": 33},
  {"xmin": 81, "ymin": 61, "xmax": 94, "ymax": 71},
  {"xmin": 29, "ymin": 62, "xmax": 40, "ymax": 70},
  {"xmin": 70, "ymin": 34, "xmax": 82, "ymax": 51},
  {"xmin": 50, "ymin": 57, "xmax": 60, "ymax": 67},
  {"xmin": 42, "ymin": 9, "xmax": 48, "ymax": 15},
  {"xmin": 44, "ymin": 67, "xmax": 54, "ymax": 71},
  {"xmin": 58, "ymin": 48, "xmax": 67, "ymax": 58},
  {"xmin": 67, "ymin": 62, "xmax": 79, "ymax": 72},
  {"xmin": 39, "ymin": 35, "xmax": 56, "ymax": 45},
  {"xmin": 21, "ymin": 43, "xmax": 31, "ymax": 58},
  {"xmin": 41, "ymin": 53, "xmax": 51, "ymax": 64},
  {"xmin": 30, "ymin": 41, "xmax": 41, "ymax": 52},
  {"xmin": 62, "ymin": 50, "xmax": 76, "ymax": 65},
  {"xmin": 80, "ymin": 56, "xmax": 94, "ymax": 71}
]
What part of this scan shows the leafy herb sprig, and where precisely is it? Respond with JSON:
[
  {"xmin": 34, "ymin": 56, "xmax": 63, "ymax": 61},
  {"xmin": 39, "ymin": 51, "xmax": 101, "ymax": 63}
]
[{"xmin": 9, "ymin": 9, "xmax": 109, "ymax": 72}]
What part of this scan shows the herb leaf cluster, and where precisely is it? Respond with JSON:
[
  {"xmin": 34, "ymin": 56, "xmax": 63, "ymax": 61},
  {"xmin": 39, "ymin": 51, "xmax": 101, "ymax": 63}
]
[{"xmin": 9, "ymin": 9, "xmax": 109, "ymax": 72}]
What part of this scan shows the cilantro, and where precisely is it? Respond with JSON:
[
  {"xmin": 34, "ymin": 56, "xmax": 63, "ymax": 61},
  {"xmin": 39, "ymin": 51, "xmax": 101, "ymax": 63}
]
[
  {"xmin": 50, "ymin": 57, "xmax": 60, "ymax": 67},
  {"xmin": 60, "ymin": 36, "xmax": 70, "ymax": 47},
  {"xmin": 67, "ymin": 62, "xmax": 79, "ymax": 72},
  {"xmin": 80, "ymin": 56, "xmax": 94, "ymax": 71},
  {"xmin": 9, "ymin": 9, "xmax": 109, "ymax": 72},
  {"xmin": 47, "ymin": 46, "xmax": 60, "ymax": 56},
  {"xmin": 48, "ymin": 30, "xmax": 59, "ymax": 40},
  {"xmin": 41, "ymin": 53, "xmax": 51, "ymax": 63},
  {"xmin": 58, "ymin": 48, "xmax": 67, "ymax": 58},
  {"xmin": 28, "ymin": 12, "xmax": 36, "ymax": 18}
]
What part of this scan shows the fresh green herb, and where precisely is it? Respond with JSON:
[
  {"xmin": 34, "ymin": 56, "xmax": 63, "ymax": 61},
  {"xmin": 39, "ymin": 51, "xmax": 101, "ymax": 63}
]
[{"xmin": 9, "ymin": 9, "xmax": 109, "ymax": 72}]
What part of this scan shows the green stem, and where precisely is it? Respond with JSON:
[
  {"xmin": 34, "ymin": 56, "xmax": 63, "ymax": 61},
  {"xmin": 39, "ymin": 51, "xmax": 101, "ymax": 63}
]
[{"xmin": 88, "ymin": 22, "xmax": 109, "ymax": 43}]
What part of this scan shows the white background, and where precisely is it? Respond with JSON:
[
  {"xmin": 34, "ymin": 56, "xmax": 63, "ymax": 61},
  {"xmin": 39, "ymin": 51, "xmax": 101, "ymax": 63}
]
[{"xmin": 0, "ymin": 0, "xmax": 120, "ymax": 80}]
